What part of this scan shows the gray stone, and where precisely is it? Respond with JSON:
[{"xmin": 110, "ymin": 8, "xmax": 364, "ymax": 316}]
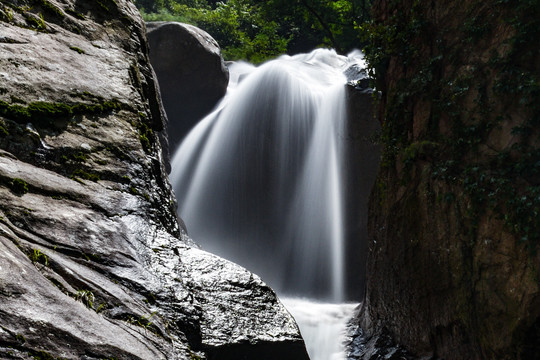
[
  {"xmin": 0, "ymin": 1, "xmax": 308, "ymax": 359},
  {"xmin": 146, "ymin": 21, "xmax": 229, "ymax": 151}
]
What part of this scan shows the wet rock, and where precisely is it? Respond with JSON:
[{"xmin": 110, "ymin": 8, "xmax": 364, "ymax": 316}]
[
  {"xmin": 146, "ymin": 21, "xmax": 229, "ymax": 151},
  {"xmin": 345, "ymin": 323, "xmax": 422, "ymax": 360},
  {"xmin": 0, "ymin": 1, "xmax": 307, "ymax": 359}
]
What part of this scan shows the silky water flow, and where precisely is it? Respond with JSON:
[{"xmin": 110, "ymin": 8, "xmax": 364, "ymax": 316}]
[{"xmin": 170, "ymin": 49, "xmax": 366, "ymax": 360}]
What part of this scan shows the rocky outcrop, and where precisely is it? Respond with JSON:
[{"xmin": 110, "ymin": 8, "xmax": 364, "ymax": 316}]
[
  {"xmin": 146, "ymin": 21, "xmax": 229, "ymax": 151},
  {"xmin": 0, "ymin": 1, "xmax": 308, "ymax": 359},
  {"xmin": 358, "ymin": 1, "xmax": 539, "ymax": 359}
]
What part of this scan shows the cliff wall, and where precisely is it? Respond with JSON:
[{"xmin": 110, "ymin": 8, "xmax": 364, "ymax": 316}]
[{"xmin": 359, "ymin": 1, "xmax": 539, "ymax": 359}]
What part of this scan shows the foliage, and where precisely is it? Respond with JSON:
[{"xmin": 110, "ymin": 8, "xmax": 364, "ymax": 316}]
[{"xmin": 136, "ymin": 0, "xmax": 372, "ymax": 62}]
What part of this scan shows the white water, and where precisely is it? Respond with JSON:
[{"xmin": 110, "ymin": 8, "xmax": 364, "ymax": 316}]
[
  {"xmin": 170, "ymin": 49, "xmax": 365, "ymax": 359},
  {"xmin": 283, "ymin": 298, "xmax": 357, "ymax": 360}
]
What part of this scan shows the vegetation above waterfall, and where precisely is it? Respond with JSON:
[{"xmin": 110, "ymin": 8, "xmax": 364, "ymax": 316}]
[{"xmin": 135, "ymin": 0, "xmax": 372, "ymax": 62}]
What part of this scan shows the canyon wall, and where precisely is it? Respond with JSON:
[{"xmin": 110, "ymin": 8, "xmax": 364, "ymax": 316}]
[{"xmin": 359, "ymin": 1, "xmax": 539, "ymax": 359}]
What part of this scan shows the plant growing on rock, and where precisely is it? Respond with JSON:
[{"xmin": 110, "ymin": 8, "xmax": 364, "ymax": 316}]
[
  {"xmin": 10, "ymin": 178, "xmax": 29, "ymax": 195},
  {"xmin": 30, "ymin": 248, "xmax": 49, "ymax": 266},
  {"xmin": 75, "ymin": 289, "xmax": 95, "ymax": 309}
]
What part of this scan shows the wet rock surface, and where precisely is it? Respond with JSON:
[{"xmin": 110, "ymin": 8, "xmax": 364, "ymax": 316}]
[
  {"xmin": 146, "ymin": 21, "xmax": 229, "ymax": 151},
  {"xmin": 0, "ymin": 1, "xmax": 307, "ymax": 359},
  {"xmin": 346, "ymin": 327, "xmax": 419, "ymax": 360}
]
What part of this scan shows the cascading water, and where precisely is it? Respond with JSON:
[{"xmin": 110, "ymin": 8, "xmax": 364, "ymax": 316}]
[{"xmin": 170, "ymin": 49, "xmax": 365, "ymax": 359}]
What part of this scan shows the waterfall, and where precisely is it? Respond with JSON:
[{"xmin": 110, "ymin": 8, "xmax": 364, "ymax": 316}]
[{"xmin": 170, "ymin": 49, "xmax": 365, "ymax": 358}]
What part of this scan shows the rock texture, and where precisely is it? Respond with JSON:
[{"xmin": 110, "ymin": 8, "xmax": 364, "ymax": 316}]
[
  {"xmin": 0, "ymin": 1, "xmax": 308, "ymax": 359},
  {"xmin": 344, "ymin": 76, "xmax": 381, "ymax": 301},
  {"xmin": 146, "ymin": 21, "xmax": 229, "ymax": 151},
  {"xmin": 358, "ymin": 1, "xmax": 539, "ymax": 359}
]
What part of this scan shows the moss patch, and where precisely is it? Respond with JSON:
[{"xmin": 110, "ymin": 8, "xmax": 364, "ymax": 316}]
[
  {"xmin": 137, "ymin": 122, "xmax": 153, "ymax": 153},
  {"xmin": 65, "ymin": 8, "xmax": 85, "ymax": 20},
  {"xmin": 29, "ymin": 248, "xmax": 48, "ymax": 266},
  {"xmin": 0, "ymin": 119, "xmax": 8, "ymax": 137},
  {"xmin": 69, "ymin": 46, "xmax": 85, "ymax": 54},
  {"xmin": 71, "ymin": 169, "xmax": 100, "ymax": 182},
  {"xmin": 10, "ymin": 178, "xmax": 29, "ymax": 195},
  {"xmin": 31, "ymin": 0, "xmax": 65, "ymax": 19},
  {"xmin": 0, "ymin": 99, "xmax": 123, "ymax": 130}
]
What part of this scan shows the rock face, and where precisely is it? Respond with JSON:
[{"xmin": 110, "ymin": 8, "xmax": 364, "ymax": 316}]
[
  {"xmin": 146, "ymin": 21, "xmax": 229, "ymax": 151},
  {"xmin": 344, "ymin": 77, "xmax": 381, "ymax": 301},
  {"xmin": 0, "ymin": 1, "xmax": 308, "ymax": 359},
  {"xmin": 358, "ymin": 1, "xmax": 539, "ymax": 359}
]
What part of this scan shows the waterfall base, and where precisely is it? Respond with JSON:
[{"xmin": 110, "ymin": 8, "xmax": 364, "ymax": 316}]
[{"xmin": 282, "ymin": 298, "xmax": 357, "ymax": 360}]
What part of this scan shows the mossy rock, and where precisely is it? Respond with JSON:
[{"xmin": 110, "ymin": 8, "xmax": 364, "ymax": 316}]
[{"xmin": 10, "ymin": 178, "xmax": 29, "ymax": 195}]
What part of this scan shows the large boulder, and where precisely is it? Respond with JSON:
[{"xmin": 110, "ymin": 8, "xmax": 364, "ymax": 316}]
[
  {"xmin": 0, "ymin": 1, "xmax": 308, "ymax": 359},
  {"xmin": 146, "ymin": 21, "xmax": 229, "ymax": 151}
]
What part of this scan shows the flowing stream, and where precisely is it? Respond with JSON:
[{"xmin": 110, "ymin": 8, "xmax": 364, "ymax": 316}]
[{"xmin": 170, "ymin": 49, "xmax": 365, "ymax": 359}]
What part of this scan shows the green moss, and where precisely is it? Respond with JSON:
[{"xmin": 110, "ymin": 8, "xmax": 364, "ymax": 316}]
[
  {"xmin": 139, "ymin": 134, "xmax": 151, "ymax": 153},
  {"xmin": 137, "ymin": 122, "xmax": 153, "ymax": 153},
  {"xmin": 0, "ymin": 99, "xmax": 123, "ymax": 129},
  {"xmin": 65, "ymin": 9, "xmax": 85, "ymax": 20},
  {"xmin": 28, "ymin": 102, "xmax": 72, "ymax": 119},
  {"xmin": 32, "ymin": 0, "xmax": 65, "ymax": 18},
  {"xmin": 69, "ymin": 46, "xmax": 85, "ymax": 54},
  {"xmin": 24, "ymin": 12, "xmax": 46, "ymax": 31},
  {"xmin": 0, "ymin": 6, "xmax": 14, "ymax": 22},
  {"xmin": 71, "ymin": 169, "xmax": 100, "ymax": 182},
  {"xmin": 29, "ymin": 350, "xmax": 58, "ymax": 360},
  {"xmin": 105, "ymin": 145, "xmax": 128, "ymax": 160},
  {"xmin": 129, "ymin": 186, "xmax": 139, "ymax": 195},
  {"xmin": 71, "ymin": 152, "xmax": 87, "ymax": 162},
  {"xmin": 29, "ymin": 248, "xmax": 48, "ymax": 266},
  {"xmin": 10, "ymin": 178, "xmax": 29, "ymax": 195},
  {"xmin": 0, "ymin": 119, "xmax": 8, "ymax": 137},
  {"xmin": 15, "ymin": 333, "xmax": 26, "ymax": 344},
  {"xmin": 96, "ymin": 0, "xmax": 110, "ymax": 12}
]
